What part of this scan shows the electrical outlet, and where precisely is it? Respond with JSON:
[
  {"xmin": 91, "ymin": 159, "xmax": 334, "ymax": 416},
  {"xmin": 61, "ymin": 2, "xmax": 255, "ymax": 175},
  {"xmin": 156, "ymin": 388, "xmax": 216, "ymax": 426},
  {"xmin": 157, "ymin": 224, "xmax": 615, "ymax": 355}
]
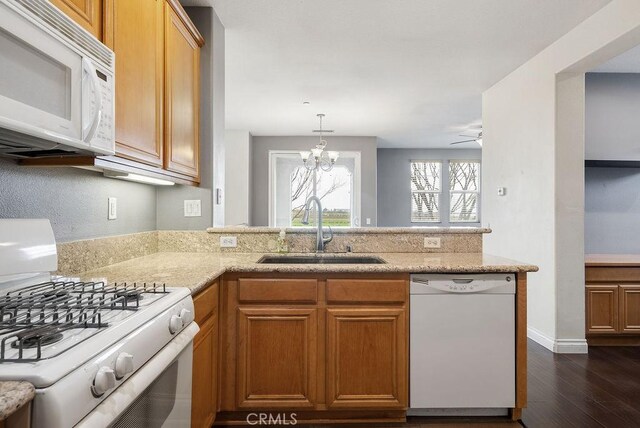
[
  {"xmin": 497, "ymin": 187, "xmax": 507, "ymax": 196},
  {"xmin": 220, "ymin": 236, "xmax": 237, "ymax": 248},
  {"xmin": 366, "ymin": 218, "xmax": 371, "ymax": 225},
  {"xmin": 424, "ymin": 237, "xmax": 441, "ymax": 249},
  {"xmin": 108, "ymin": 197, "xmax": 117, "ymax": 220},
  {"xmin": 184, "ymin": 200, "xmax": 202, "ymax": 217}
]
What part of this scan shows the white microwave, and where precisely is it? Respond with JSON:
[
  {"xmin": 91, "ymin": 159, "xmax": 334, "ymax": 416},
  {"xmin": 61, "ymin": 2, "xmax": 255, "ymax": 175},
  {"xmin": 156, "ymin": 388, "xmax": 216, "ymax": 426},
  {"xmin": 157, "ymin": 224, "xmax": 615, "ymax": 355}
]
[{"xmin": 0, "ymin": 0, "xmax": 115, "ymax": 158}]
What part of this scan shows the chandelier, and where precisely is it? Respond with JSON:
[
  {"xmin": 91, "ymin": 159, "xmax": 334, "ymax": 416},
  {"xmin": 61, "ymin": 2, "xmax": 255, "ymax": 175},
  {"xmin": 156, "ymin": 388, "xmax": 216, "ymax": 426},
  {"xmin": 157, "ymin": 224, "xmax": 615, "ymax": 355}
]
[{"xmin": 300, "ymin": 114, "xmax": 339, "ymax": 171}]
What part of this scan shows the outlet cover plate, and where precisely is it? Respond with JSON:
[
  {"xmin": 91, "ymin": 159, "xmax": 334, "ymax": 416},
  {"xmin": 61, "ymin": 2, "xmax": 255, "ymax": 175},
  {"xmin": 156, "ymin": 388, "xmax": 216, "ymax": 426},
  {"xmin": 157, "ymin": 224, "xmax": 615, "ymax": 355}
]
[
  {"xmin": 220, "ymin": 236, "xmax": 237, "ymax": 248},
  {"xmin": 108, "ymin": 197, "xmax": 117, "ymax": 220},
  {"xmin": 424, "ymin": 237, "xmax": 441, "ymax": 249}
]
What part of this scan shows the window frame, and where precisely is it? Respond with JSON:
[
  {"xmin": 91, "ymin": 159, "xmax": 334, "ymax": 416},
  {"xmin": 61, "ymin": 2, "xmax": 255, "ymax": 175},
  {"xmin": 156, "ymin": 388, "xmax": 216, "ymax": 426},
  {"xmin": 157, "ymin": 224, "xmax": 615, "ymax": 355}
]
[
  {"xmin": 268, "ymin": 150, "xmax": 362, "ymax": 228},
  {"xmin": 448, "ymin": 160, "xmax": 481, "ymax": 224},
  {"xmin": 410, "ymin": 160, "xmax": 443, "ymax": 223}
]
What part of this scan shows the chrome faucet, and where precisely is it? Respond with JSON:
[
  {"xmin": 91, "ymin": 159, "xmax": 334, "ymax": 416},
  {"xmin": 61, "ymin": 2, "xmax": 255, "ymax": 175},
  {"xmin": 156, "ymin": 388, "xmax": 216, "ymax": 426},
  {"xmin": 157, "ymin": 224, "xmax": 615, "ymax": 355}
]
[{"xmin": 301, "ymin": 195, "xmax": 333, "ymax": 252}]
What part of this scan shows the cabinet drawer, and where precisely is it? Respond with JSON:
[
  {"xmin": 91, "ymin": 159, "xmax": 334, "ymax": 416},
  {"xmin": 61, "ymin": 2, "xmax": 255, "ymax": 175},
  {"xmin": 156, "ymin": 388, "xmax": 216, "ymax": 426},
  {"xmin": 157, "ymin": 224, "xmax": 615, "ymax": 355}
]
[
  {"xmin": 238, "ymin": 279, "xmax": 318, "ymax": 304},
  {"xmin": 326, "ymin": 279, "xmax": 407, "ymax": 304},
  {"xmin": 194, "ymin": 280, "xmax": 218, "ymax": 325}
]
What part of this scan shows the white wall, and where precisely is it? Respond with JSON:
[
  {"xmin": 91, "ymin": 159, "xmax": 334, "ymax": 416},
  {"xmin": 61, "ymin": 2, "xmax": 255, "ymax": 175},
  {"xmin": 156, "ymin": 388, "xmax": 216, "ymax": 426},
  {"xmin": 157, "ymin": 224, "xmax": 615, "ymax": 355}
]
[
  {"xmin": 211, "ymin": 8, "xmax": 226, "ymax": 226},
  {"xmin": 225, "ymin": 130, "xmax": 252, "ymax": 225},
  {"xmin": 482, "ymin": 0, "xmax": 640, "ymax": 353}
]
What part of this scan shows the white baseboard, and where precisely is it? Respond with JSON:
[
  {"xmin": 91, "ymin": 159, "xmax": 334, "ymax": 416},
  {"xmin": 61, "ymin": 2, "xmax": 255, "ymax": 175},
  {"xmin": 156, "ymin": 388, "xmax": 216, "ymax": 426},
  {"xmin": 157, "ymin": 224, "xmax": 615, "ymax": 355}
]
[{"xmin": 527, "ymin": 327, "xmax": 588, "ymax": 354}]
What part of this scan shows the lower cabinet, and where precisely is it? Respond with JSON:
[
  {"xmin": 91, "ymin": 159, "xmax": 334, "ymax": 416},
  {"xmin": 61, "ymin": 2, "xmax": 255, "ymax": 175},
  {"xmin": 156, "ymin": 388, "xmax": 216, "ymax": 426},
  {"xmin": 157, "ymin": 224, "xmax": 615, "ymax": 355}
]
[
  {"xmin": 586, "ymin": 282, "xmax": 640, "ymax": 342},
  {"xmin": 237, "ymin": 308, "xmax": 318, "ymax": 408},
  {"xmin": 191, "ymin": 280, "xmax": 219, "ymax": 428},
  {"xmin": 586, "ymin": 285, "xmax": 618, "ymax": 334},
  {"xmin": 326, "ymin": 308, "xmax": 406, "ymax": 408},
  {"xmin": 620, "ymin": 285, "xmax": 640, "ymax": 333},
  {"xmin": 218, "ymin": 274, "xmax": 409, "ymax": 423}
]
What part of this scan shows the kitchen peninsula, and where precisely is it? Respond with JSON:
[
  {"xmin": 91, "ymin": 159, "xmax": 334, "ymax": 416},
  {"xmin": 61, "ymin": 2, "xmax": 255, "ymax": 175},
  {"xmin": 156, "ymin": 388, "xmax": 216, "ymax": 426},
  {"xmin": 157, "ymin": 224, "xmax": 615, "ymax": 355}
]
[{"xmin": 55, "ymin": 227, "xmax": 537, "ymax": 426}]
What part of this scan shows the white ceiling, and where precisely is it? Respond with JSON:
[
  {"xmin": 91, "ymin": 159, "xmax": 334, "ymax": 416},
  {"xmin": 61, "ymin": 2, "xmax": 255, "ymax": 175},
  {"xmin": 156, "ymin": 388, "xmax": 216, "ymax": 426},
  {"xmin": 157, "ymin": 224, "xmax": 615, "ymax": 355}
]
[
  {"xmin": 183, "ymin": 0, "xmax": 611, "ymax": 148},
  {"xmin": 592, "ymin": 44, "xmax": 640, "ymax": 73}
]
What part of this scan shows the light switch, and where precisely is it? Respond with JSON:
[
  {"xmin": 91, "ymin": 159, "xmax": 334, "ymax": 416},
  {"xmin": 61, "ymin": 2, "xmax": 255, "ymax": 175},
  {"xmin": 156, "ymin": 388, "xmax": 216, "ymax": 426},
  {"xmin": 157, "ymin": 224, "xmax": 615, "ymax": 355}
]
[{"xmin": 184, "ymin": 200, "xmax": 202, "ymax": 217}]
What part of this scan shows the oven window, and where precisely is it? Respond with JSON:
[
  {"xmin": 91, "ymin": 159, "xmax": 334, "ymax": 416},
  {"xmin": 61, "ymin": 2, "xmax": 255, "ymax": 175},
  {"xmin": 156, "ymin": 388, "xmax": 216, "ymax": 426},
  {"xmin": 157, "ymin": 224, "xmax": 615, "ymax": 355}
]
[
  {"xmin": 112, "ymin": 362, "xmax": 179, "ymax": 428},
  {"xmin": 0, "ymin": 28, "xmax": 71, "ymax": 119}
]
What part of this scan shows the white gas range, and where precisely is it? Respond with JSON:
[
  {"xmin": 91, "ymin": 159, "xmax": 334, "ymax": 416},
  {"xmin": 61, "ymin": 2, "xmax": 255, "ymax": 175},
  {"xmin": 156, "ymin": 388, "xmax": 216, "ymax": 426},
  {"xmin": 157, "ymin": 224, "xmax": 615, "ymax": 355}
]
[{"xmin": 0, "ymin": 220, "xmax": 198, "ymax": 427}]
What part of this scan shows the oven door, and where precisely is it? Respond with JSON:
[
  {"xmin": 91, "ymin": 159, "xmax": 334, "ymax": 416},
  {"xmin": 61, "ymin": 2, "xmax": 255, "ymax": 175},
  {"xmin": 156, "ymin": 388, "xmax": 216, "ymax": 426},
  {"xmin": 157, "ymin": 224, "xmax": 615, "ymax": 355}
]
[{"xmin": 76, "ymin": 323, "xmax": 197, "ymax": 428}]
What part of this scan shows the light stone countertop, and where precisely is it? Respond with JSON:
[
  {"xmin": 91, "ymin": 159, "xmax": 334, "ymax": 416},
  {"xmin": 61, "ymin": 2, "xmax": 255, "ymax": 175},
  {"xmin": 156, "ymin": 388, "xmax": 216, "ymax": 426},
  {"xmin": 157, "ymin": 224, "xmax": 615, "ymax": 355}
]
[
  {"xmin": 585, "ymin": 254, "xmax": 640, "ymax": 266},
  {"xmin": 65, "ymin": 252, "xmax": 538, "ymax": 296},
  {"xmin": 206, "ymin": 226, "xmax": 491, "ymax": 234},
  {"xmin": 0, "ymin": 381, "xmax": 35, "ymax": 421}
]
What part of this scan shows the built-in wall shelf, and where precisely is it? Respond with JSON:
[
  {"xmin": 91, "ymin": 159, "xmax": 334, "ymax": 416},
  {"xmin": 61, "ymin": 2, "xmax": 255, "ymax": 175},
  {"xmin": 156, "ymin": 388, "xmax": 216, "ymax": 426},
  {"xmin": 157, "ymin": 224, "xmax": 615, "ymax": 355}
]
[{"xmin": 585, "ymin": 160, "xmax": 640, "ymax": 168}]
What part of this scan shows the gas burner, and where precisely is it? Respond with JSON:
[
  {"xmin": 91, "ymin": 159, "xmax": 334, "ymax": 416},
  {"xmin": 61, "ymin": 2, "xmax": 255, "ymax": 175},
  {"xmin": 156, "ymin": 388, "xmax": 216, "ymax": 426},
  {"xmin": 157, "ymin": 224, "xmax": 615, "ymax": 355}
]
[
  {"xmin": 12, "ymin": 332, "xmax": 64, "ymax": 349},
  {"xmin": 114, "ymin": 289, "xmax": 143, "ymax": 303},
  {"xmin": 42, "ymin": 290, "xmax": 69, "ymax": 299}
]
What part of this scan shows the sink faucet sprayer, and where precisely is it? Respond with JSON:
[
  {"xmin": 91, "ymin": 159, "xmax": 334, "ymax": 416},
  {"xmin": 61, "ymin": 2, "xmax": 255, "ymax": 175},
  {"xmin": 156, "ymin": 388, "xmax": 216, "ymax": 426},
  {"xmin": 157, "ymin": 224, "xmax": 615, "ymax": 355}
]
[{"xmin": 301, "ymin": 195, "xmax": 333, "ymax": 252}]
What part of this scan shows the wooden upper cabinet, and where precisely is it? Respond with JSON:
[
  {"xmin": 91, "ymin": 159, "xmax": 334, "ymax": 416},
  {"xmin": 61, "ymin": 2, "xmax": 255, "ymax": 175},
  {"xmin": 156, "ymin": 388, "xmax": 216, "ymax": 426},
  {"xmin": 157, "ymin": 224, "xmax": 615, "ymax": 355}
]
[
  {"xmin": 326, "ymin": 308, "xmax": 407, "ymax": 409},
  {"xmin": 164, "ymin": 1, "xmax": 202, "ymax": 180},
  {"xmin": 49, "ymin": 0, "xmax": 103, "ymax": 39},
  {"xmin": 236, "ymin": 307, "xmax": 317, "ymax": 409},
  {"xmin": 104, "ymin": 0, "xmax": 164, "ymax": 167},
  {"xmin": 586, "ymin": 285, "xmax": 618, "ymax": 334}
]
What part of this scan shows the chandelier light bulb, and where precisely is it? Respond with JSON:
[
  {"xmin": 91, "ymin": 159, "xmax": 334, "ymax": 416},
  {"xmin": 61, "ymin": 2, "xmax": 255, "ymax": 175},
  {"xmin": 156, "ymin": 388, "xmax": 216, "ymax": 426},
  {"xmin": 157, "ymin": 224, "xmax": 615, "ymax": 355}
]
[{"xmin": 300, "ymin": 151, "xmax": 311, "ymax": 161}]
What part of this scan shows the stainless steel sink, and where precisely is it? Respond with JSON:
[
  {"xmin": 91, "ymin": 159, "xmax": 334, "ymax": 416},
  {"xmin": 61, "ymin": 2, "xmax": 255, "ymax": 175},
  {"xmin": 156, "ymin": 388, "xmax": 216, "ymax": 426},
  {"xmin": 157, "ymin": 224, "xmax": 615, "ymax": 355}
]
[{"xmin": 257, "ymin": 255, "xmax": 386, "ymax": 264}]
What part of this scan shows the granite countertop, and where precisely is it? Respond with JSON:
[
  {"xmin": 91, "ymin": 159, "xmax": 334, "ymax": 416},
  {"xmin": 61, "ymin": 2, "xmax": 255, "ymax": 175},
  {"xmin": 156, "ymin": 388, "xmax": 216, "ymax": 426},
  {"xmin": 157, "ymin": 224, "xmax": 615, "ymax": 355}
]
[
  {"xmin": 585, "ymin": 254, "xmax": 640, "ymax": 267},
  {"xmin": 66, "ymin": 252, "xmax": 538, "ymax": 295},
  {"xmin": 0, "ymin": 381, "xmax": 35, "ymax": 421},
  {"xmin": 206, "ymin": 226, "xmax": 491, "ymax": 234}
]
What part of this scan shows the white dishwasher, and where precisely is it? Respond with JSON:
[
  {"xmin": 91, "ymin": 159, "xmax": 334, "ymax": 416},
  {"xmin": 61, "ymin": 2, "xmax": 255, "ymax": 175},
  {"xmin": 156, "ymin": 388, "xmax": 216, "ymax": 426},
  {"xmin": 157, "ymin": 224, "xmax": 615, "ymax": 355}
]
[{"xmin": 409, "ymin": 273, "xmax": 515, "ymax": 416}]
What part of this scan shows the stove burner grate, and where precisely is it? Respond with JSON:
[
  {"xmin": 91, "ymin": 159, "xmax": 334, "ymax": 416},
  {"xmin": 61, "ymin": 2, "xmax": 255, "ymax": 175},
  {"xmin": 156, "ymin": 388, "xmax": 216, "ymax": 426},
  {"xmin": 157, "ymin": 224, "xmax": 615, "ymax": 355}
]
[{"xmin": 0, "ymin": 281, "xmax": 168, "ymax": 362}]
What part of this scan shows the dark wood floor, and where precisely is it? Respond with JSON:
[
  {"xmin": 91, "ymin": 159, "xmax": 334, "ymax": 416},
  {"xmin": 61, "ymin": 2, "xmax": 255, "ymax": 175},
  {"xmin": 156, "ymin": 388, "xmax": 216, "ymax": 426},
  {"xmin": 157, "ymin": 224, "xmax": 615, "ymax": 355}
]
[
  {"xmin": 522, "ymin": 339, "xmax": 640, "ymax": 427},
  {"xmin": 310, "ymin": 339, "xmax": 640, "ymax": 428}
]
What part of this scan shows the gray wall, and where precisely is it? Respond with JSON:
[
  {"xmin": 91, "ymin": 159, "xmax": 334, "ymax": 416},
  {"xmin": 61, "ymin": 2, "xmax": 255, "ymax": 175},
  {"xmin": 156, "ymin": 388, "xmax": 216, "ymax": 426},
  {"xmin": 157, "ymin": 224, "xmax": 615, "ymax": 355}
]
[
  {"xmin": 377, "ymin": 148, "xmax": 482, "ymax": 227},
  {"xmin": 157, "ymin": 6, "xmax": 224, "ymax": 230},
  {"xmin": 584, "ymin": 73, "xmax": 640, "ymax": 253},
  {"xmin": 0, "ymin": 158, "xmax": 156, "ymax": 242},
  {"xmin": 586, "ymin": 73, "xmax": 640, "ymax": 161},
  {"xmin": 585, "ymin": 167, "xmax": 640, "ymax": 254},
  {"xmin": 251, "ymin": 136, "xmax": 378, "ymax": 226}
]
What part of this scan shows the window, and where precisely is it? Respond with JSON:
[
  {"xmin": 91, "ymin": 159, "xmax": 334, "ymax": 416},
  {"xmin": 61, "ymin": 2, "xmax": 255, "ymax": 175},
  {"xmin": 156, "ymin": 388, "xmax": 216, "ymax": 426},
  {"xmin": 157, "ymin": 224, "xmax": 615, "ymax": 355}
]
[
  {"xmin": 449, "ymin": 161, "xmax": 480, "ymax": 222},
  {"xmin": 410, "ymin": 161, "xmax": 441, "ymax": 222},
  {"xmin": 269, "ymin": 152, "xmax": 361, "ymax": 227}
]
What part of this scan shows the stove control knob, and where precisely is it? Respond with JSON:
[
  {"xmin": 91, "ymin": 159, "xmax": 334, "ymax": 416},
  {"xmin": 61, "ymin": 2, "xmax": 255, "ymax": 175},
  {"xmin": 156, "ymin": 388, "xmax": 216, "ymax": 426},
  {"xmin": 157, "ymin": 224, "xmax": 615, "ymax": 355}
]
[
  {"xmin": 179, "ymin": 308, "xmax": 193, "ymax": 325},
  {"xmin": 92, "ymin": 366, "xmax": 116, "ymax": 397},
  {"xmin": 115, "ymin": 352, "xmax": 134, "ymax": 379},
  {"xmin": 169, "ymin": 314, "xmax": 184, "ymax": 334}
]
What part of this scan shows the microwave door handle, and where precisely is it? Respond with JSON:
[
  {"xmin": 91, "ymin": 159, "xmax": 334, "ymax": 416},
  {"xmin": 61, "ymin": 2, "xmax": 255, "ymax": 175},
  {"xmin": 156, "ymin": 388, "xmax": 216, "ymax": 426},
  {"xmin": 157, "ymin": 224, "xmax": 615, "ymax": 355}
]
[{"xmin": 82, "ymin": 58, "xmax": 102, "ymax": 143}]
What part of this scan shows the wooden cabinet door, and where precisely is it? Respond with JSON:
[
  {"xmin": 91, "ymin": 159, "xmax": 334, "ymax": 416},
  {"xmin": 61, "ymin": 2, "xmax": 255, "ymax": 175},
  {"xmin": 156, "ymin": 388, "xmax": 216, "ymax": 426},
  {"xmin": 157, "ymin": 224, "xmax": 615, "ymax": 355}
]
[
  {"xmin": 620, "ymin": 285, "xmax": 640, "ymax": 333},
  {"xmin": 164, "ymin": 2, "xmax": 200, "ymax": 179},
  {"xmin": 326, "ymin": 308, "xmax": 407, "ymax": 409},
  {"xmin": 237, "ymin": 308, "xmax": 317, "ymax": 409},
  {"xmin": 50, "ymin": 0, "xmax": 103, "ymax": 39},
  {"xmin": 191, "ymin": 281, "xmax": 219, "ymax": 428},
  {"xmin": 104, "ymin": 0, "xmax": 164, "ymax": 167},
  {"xmin": 586, "ymin": 285, "xmax": 619, "ymax": 334},
  {"xmin": 191, "ymin": 317, "xmax": 217, "ymax": 428}
]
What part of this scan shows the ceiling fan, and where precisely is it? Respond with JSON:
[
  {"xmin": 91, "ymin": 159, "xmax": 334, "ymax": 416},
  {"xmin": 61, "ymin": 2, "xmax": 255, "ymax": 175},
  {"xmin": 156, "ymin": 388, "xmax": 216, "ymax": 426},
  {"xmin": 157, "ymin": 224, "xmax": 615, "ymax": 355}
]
[{"xmin": 450, "ymin": 130, "xmax": 483, "ymax": 147}]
